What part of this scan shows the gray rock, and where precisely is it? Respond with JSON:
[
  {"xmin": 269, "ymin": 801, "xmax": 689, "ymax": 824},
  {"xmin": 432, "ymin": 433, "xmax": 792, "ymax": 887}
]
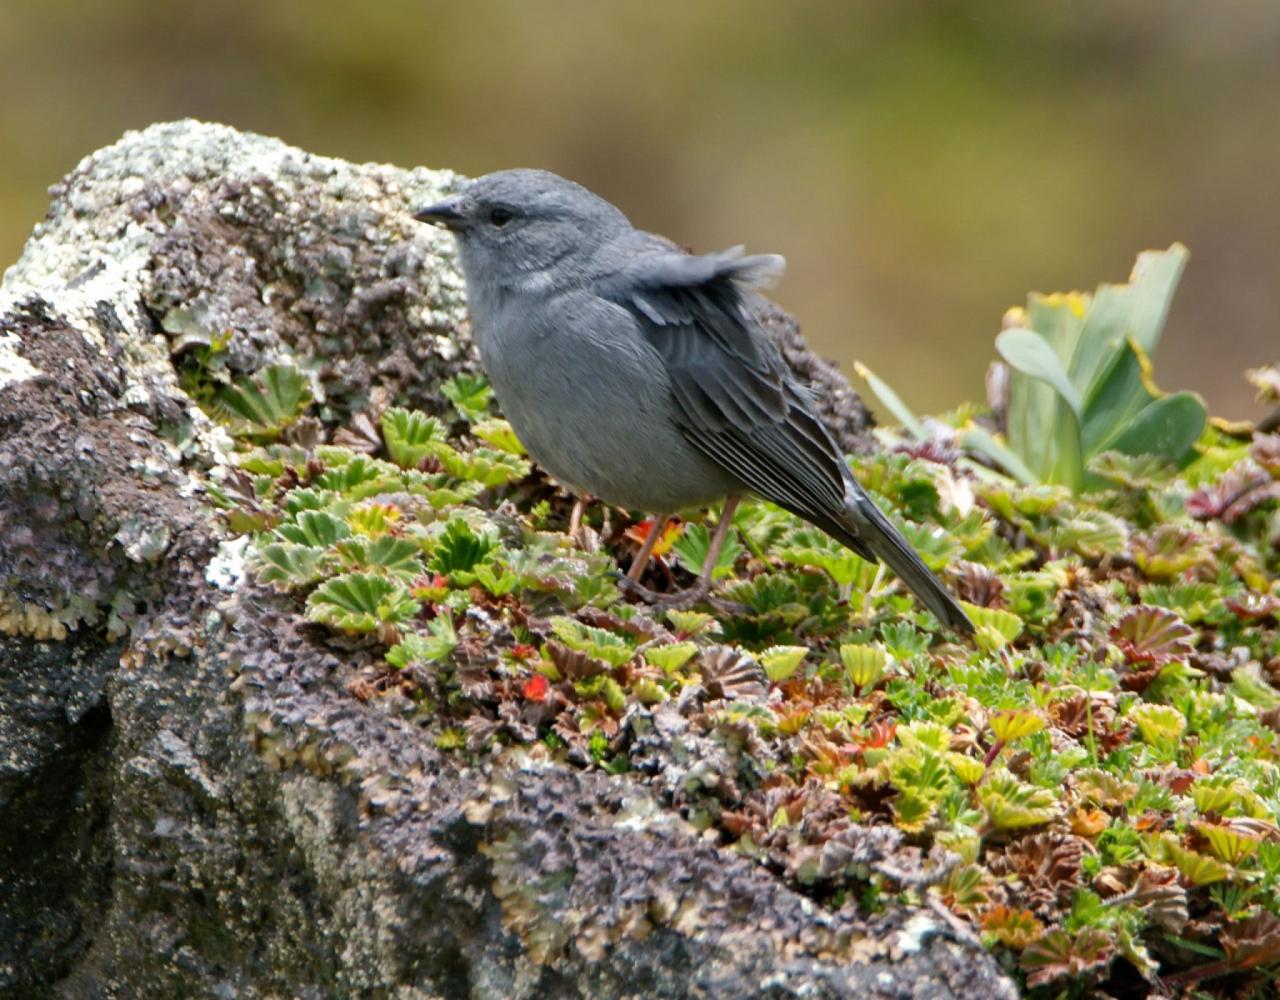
[{"xmin": 0, "ymin": 121, "xmax": 1007, "ymax": 999}]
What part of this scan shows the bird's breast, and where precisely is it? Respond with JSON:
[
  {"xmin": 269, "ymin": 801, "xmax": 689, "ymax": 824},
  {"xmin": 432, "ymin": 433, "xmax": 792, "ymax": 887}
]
[{"xmin": 469, "ymin": 292, "xmax": 739, "ymax": 512}]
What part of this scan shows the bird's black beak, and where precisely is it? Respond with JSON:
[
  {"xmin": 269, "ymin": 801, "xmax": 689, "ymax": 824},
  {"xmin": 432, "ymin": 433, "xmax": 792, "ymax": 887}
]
[{"xmin": 413, "ymin": 197, "xmax": 468, "ymax": 232}]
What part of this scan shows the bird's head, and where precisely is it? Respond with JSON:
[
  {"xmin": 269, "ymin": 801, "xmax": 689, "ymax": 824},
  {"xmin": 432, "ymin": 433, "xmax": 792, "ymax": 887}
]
[{"xmin": 414, "ymin": 169, "xmax": 630, "ymax": 290}]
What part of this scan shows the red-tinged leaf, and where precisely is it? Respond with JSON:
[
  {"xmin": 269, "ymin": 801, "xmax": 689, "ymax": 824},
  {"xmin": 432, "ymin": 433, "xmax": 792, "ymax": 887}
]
[
  {"xmin": 1251, "ymin": 433, "xmax": 1280, "ymax": 476},
  {"xmin": 411, "ymin": 572, "xmax": 450, "ymax": 601},
  {"xmin": 1187, "ymin": 461, "xmax": 1280, "ymax": 524},
  {"xmin": 523, "ymin": 673, "xmax": 549, "ymax": 702},
  {"xmin": 1225, "ymin": 592, "xmax": 1280, "ymax": 622},
  {"xmin": 981, "ymin": 905, "xmax": 1043, "ymax": 949},
  {"xmin": 1110, "ymin": 605, "xmax": 1194, "ymax": 666},
  {"xmin": 1222, "ymin": 911, "xmax": 1280, "ymax": 971},
  {"xmin": 863, "ymin": 718, "xmax": 897, "ymax": 750},
  {"xmin": 623, "ymin": 516, "xmax": 684, "ymax": 557},
  {"xmin": 546, "ymin": 640, "xmax": 611, "ymax": 681},
  {"xmin": 1021, "ymin": 927, "xmax": 1115, "ymax": 987}
]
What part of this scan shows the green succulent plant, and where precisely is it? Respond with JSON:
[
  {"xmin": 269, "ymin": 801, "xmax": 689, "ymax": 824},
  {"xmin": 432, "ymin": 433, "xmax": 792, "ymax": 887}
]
[
  {"xmin": 304, "ymin": 571, "xmax": 421, "ymax": 633},
  {"xmin": 441, "ymin": 373, "xmax": 494, "ymax": 422},
  {"xmin": 975, "ymin": 245, "xmax": 1206, "ymax": 491},
  {"xmin": 860, "ymin": 246, "xmax": 1207, "ymax": 494},
  {"xmin": 212, "ymin": 363, "xmax": 313, "ymax": 442},
  {"xmin": 381, "ymin": 407, "xmax": 447, "ymax": 468}
]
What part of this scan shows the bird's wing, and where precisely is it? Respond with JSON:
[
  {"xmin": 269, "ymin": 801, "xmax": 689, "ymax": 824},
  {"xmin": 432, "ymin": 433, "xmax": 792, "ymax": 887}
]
[{"xmin": 596, "ymin": 244, "xmax": 875, "ymax": 559}]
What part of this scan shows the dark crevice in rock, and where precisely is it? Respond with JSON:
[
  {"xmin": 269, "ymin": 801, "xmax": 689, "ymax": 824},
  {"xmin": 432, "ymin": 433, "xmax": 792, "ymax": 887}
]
[{"xmin": 0, "ymin": 639, "xmax": 116, "ymax": 999}]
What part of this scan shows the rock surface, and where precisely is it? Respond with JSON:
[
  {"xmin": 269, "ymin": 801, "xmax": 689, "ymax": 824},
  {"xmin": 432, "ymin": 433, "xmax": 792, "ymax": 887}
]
[{"xmin": 0, "ymin": 121, "xmax": 1010, "ymax": 998}]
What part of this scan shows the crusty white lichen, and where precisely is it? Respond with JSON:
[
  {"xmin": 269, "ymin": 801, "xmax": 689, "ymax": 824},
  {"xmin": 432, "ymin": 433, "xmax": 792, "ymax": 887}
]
[
  {"xmin": 0, "ymin": 331, "xmax": 39, "ymax": 388},
  {"xmin": 1, "ymin": 119, "xmax": 467, "ymax": 458},
  {"xmin": 205, "ymin": 535, "xmax": 250, "ymax": 592},
  {"xmin": 894, "ymin": 912, "xmax": 945, "ymax": 955}
]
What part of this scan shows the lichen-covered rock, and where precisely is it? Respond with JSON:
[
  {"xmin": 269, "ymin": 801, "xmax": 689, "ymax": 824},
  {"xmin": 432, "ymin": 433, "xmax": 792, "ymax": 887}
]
[
  {"xmin": 755, "ymin": 299, "xmax": 875, "ymax": 455},
  {"xmin": 0, "ymin": 121, "xmax": 1006, "ymax": 998}
]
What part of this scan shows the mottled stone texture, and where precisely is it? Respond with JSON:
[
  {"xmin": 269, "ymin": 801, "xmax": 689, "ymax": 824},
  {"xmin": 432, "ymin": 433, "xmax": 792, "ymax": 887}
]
[{"xmin": 0, "ymin": 122, "xmax": 1009, "ymax": 998}]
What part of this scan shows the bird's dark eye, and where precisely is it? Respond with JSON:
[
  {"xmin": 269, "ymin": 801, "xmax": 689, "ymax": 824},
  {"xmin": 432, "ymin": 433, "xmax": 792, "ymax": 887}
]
[{"xmin": 489, "ymin": 207, "xmax": 514, "ymax": 227}]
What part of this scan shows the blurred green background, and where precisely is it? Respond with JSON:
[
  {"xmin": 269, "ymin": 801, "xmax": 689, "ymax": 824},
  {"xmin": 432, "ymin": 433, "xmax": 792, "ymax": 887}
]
[{"xmin": 1, "ymin": 1, "xmax": 1276, "ymax": 420}]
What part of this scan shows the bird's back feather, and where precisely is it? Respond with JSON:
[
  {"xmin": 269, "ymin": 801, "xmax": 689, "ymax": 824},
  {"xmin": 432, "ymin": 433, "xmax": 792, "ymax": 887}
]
[{"xmin": 596, "ymin": 240, "xmax": 974, "ymax": 634}]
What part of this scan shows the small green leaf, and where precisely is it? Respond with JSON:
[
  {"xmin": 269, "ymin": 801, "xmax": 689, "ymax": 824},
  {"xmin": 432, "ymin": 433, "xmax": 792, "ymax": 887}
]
[
  {"xmin": 549, "ymin": 616, "xmax": 634, "ymax": 666},
  {"xmin": 471, "ymin": 562, "xmax": 519, "ymax": 596},
  {"xmin": 891, "ymin": 789, "xmax": 936, "ymax": 832},
  {"xmin": 346, "ymin": 503, "xmax": 401, "ymax": 538},
  {"xmin": 276, "ymin": 509, "xmax": 350, "ymax": 547},
  {"xmin": 666, "ymin": 609, "xmax": 719, "ymax": 636},
  {"xmin": 305, "ymin": 571, "xmax": 420, "ymax": 633},
  {"xmin": 601, "ymin": 676, "xmax": 627, "ymax": 714},
  {"xmin": 759, "ymin": 645, "xmax": 807, "ymax": 683},
  {"xmin": 990, "ymin": 709, "xmax": 1045, "ymax": 744},
  {"xmin": 1166, "ymin": 841, "xmax": 1229, "ymax": 885},
  {"xmin": 959, "ymin": 602, "xmax": 1023, "ymax": 650},
  {"xmin": 1106, "ymin": 391, "xmax": 1206, "ymax": 466},
  {"xmin": 255, "ymin": 542, "xmax": 330, "ymax": 586},
  {"xmin": 430, "ymin": 518, "xmax": 498, "ymax": 576},
  {"xmin": 381, "ymin": 408, "xmax": 446, "ymax": 468},
  {"xmin": 211, "ymin": 364, "xmax": 312, "ymax": 442},
  {"xmin": 471, "ymin": 418, "xmax": 526, "ymax": 455},
  {"xmin": 1196, "ymin": 823, "xmax": 1260, "ymax": 865},
  {"xmin": 646, "ymin": 642, "xmax": 698, "ymax": 675},
  {"xmin": 335, "ymin": 536, "xmax": 425, "ymax": 577},
  {"xmin": 441, "ymin": 373, "xmax": 493, "ymax": 422},
  {"xmin": 1190, "ymin": 776, "xmax": 1254, "ymax": 816},
  {"xmin": 387, "ymin": 617, "xmax": 458, "ymax": 668},
  {"xmin": 839, "ymin": 642, "xmax": 888, "ymax": 691},
  {"xmin": 1038, "ymin": 508, "xmax": 1129, "ymax": 558},
  {"xmin": 996, "ymin": 328, "xmax": 1084, "ymax": 417},
  {"xmin": 979, "ymin": 770, "xmax": 1058, "ymax": 830},
  {"xmin": 777, "ymin": 542, "xmax": 869, "ymax": 587},
  {"xmin": 672, "ymin": 521, "xmax": 742, "ymax": 580},
  {"xmin": 948, "ymin": 753, "xmax": 986, "ymax": 785},
  {"xmin": 432, "ymin": 442, "xmax": 531, "ymax": 488},
  {"xmin": 1230, "ymin": 663, "xmax": 1280, "ymax": 712},
  {"xmin": 633, "ymin": 677, "xmax": 669, "ymax": 705},
  {"xmin": 961, "ymin": 426, "xmax": 1038, "ymax": 486},
  {"xmin": 314, "ymin": 455, "xmax": 402, "ymax": 499},
  {"xmin": 853, "ymin": 361, "xmax": 925, "ymax": 439},
  {"xmin": 1128, "ymin": 703, "xmax": 1186, "ymax": 745},
  {"xmin": 896, "ymin": 720, "xmax": 952, "ymax": 752}
]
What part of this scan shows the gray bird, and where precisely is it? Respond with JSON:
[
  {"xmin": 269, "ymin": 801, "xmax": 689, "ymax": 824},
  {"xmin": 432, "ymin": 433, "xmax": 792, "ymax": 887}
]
[{"xmin": 414, "ymin": 170, "xmax": 973, "ymax": 634}]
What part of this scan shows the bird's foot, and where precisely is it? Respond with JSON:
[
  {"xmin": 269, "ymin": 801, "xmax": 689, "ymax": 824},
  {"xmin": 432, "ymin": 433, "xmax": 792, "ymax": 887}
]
[
  {"xmin": 566, "ymin": 494, "xmax": 605, "ymax": 552},
  {"xmin": 618, "ymin": 575, "xmax": 703, "ymax": 608},
  {"xmin": 617, "ymin": 576, "xmax": 746, "ymax": 615}
]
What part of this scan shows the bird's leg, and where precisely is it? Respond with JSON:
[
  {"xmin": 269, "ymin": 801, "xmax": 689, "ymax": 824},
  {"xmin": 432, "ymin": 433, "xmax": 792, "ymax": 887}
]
[
  {"xmin": 566, "ymin": 492, "xmax": 593, "ymax": 550},
  {"xmin": 693, "ymin": 495, "xmax": 741, "ymax": 590},
  {"xmin": 568, "ymin": 494, "xmax": 587, "ymax": 537},
  {"xmin": 626, "ymin": 513, "xmax": 671, "ymax": 582},
  {"xmin": 619, "ymin": 496, "xmax": 744, "ymax": 612}
]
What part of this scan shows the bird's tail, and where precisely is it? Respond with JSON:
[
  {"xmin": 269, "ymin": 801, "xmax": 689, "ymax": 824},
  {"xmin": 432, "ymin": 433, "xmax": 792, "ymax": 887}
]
[{"xmin": 830, "ymin": 492, "xmax": 975, "ymax": 636}]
